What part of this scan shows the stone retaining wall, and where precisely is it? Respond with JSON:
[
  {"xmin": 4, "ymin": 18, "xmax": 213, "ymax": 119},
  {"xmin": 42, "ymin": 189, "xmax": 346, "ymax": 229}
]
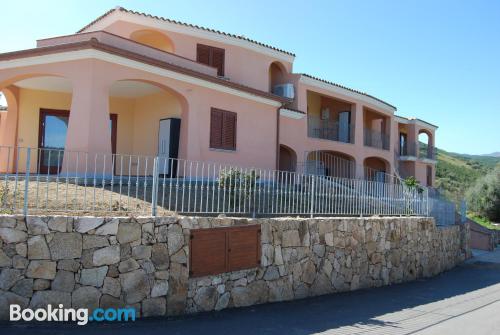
[{"xmin": 0, "ymin": 215, "xmax": 470, "ymax": 319}]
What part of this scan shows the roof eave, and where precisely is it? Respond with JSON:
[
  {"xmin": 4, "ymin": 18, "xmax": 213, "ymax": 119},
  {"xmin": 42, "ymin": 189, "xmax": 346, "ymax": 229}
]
[
  {"xmin": 299, "ymin": 74, "xmax": 397, "ymax": 111},
  {"xmin": 0, "ymin": 40, "xmax": 289, "ymax": 106}
]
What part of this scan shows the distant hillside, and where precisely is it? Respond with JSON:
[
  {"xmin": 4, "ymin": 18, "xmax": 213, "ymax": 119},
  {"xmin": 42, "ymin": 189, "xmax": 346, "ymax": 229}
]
[
  {"xmin": 484, "ymin": 152, "xmax": 500, "ymax": 158},
  {"xmin": 435, "ymin": 149, "xmax": 500, "ymax": 202}
]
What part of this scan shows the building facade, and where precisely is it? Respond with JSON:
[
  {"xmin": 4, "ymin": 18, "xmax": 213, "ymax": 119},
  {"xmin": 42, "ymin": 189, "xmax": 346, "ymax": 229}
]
[{"xmin": 0, "ymin": 7, "xmax": 436, "ymax": 186}]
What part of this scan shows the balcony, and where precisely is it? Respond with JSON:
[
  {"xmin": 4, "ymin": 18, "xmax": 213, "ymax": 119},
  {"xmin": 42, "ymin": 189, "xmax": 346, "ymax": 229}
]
[
  {"xmin": 364, "ymin": 128, "xmax": 390, "ymax": 150},
  {"xmin": 307, "ymin": 115, "xmax": 353, "ymax": 144},
  {"xmin": 398, "ymin": 141, "xmax": 436, "ymax": 160},
  {"xmin": 36, "ymin": 31, "xmax": 218, "ymax": 77},
  {"xmin": 418, "ymin": 142, "xmax": 437, "ymax": 160}
]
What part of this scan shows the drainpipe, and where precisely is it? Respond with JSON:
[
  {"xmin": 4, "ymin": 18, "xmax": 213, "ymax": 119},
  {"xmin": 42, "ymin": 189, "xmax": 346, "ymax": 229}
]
[
  {"xmin": 276, "ymin": 105, "xmax": 281, "ymax": 170},
  {"xmin": 276, "ymin": 99, "xmax": 295, "ymax": 170},
  {"xmin": 276, "ymin": 101, "xmax": 289, "ymax": 170}
]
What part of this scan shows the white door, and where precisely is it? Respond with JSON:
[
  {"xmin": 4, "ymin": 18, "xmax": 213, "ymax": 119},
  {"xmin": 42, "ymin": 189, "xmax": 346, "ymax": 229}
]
[{"xmin": 158, "ymin": 119, "xmax": 171, "ymax": 174}]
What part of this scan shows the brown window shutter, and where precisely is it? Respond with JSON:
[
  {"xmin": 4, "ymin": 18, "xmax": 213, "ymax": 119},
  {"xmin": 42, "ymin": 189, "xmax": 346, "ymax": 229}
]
[
  {"xmin": 210, "ymin": 109, "xmax": 223, "ymax": 149},
  {"xmin": 197, "ymin": 43, "xmax": 225, "ymax": 76},
  {"xmin": 221, "ymin": 111, "xmax": 236, "ymax": 150},
  {"xmin": 211, "ymin": 48, "xmax": 225, "ymax": 76},
  {"xmin": 197, "ymin": 44, "xmax": 210, "ymax": 65},
  {"xmin": 190, "ymin": 229, "xmax": 227, "ymax": 277},
  {"xmin": 228, "ymin": 226, "xmax": 261, "ymax": 271}
]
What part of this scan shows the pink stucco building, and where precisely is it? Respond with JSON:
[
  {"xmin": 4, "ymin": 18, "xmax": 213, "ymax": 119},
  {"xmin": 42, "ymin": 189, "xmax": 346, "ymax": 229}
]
[{"xmin": 0, "ymin": 7, "xmax": 437, "ymax": 186}]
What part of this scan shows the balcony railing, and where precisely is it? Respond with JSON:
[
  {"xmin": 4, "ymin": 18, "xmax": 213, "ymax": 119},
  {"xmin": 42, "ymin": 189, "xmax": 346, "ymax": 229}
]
[
  {"xmin": 307, "ymin": 115, "xmax": 353, "ymax": 144},
  {"xmin": 398, "ymin": 141, "xmax": 436, "ymax": 160},
  {"xmin": 364, "ymin": 128, "xmax": 390, "ymax": 150},
  {"xmin": 418, "ymin": 142, "xmax": 437, "ymax": 160},
  {"xmin": 398, "ymin": 141, "xmax": 417, "ymax": 157},
  {"xmin": 36, "ymin": 31, "xmax": 218, "ymax": 77}
]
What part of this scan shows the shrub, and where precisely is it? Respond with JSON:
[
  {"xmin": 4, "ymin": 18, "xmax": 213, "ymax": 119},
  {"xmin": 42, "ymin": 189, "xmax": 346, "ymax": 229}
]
[
  {"xmin": 218, "ymin": 169, "xmax": 259, "ymax": 197},
  {"xmin": 465, "ymin": 166, "xmax": 500, "ymax": 222},
  {"xmin": 403, "ymin": 176, "xmax": 424, "ymax": 193}
]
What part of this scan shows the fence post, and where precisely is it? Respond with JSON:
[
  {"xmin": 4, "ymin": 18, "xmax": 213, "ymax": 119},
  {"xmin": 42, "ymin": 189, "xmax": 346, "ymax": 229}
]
[
  {"xmin": 151, "ymin": 157, "xmax": 159, "ymax": 217},
  {"xmin": 460, "ymin": 199, "xmax": 467, "ymax": 223},
  {"xmin": 426, "ymin": 188, "xmax": 430, "ymax": 217},
  {"xmin": 23, "ymin": 148, "xmax": 31, "ymax": 216},
  {"xmin": 309, "ymin": 175, "xmax": 315, "ymax": 218}
]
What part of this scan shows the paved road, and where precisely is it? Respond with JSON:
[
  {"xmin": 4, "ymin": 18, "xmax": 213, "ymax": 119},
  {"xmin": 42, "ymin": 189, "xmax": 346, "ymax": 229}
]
[{"xmin": 2, "ymin": 249, "xmax": 500, "ymax": 335}]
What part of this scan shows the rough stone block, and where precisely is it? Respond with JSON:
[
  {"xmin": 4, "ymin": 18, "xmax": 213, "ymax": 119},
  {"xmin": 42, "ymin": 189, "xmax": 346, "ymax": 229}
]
[
  {"xmin": 49, "ymin": 233, "xmax": 82, "ymax": 260},
  {"xmin": 30, "ymin": 290, "xmax": 71, "ymax": 309},
  {"xmin": 74, "ymin": 217, "xmax": 104, "ymax": 233},
  {"xmin": 51, "ymin": 270, "xmax": 75, "ymax": 292},
  {"xmin": 26, "ymin": 216, "xmax": 50, "ymax": 235},
  {"xmin": 120, "ymin": 269, "xmax": 150, "ymax": 304},
  {"xmin": 72, "ymin": 286, "xmax": 101, "ymax": 312},
  {"xmin": 26, "ymin": 260, "xmax": 56, "ymax": 280},
  {"xmin": 142, "ymin": 297, "xmax": 166, "ymax": 317},
  {"xmin": 80, "ymin": 266, "xmax": 108, "ymax": 287},
  {"xmin": 0, "ymin": 228, "xmax": 27, "ymax": 243},
  {"xmin": 93, "ymin": 245, "xmax": 120, "ymax": 266},
  {"xmin": 83, "ymin": 235, "xmax": 109, "ymax": 249},
  {"xmin": 27, "ymin": 235, "xmax": 50, "ymax": 260},
  {"xmin": 117, "ymin": 222, "xmax": 141, "ymax": 244}
]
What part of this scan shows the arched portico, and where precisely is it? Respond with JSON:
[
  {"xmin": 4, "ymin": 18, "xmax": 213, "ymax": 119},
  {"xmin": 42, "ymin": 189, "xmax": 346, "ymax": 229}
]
[
  {"xmin": 0, "ymin": 75, "xmax": 74, "ymax": 174},
  {"xmin": 278, "ymin": 144, "xmax": 297, "ymax": 172},
  {"xmin": 101, "ymin": 79, "xmax": 189, "ymax": 176},
  {"xmin": 364, "ymin": 156, "xmax": 390, "ymax": 182},
  {"xmin": 305, "ymin": 150, "xmax": 356, "ymax": 178},
  {"xmin": 418, "ymin": 129, "xmax": 434, "ymax": 159}
]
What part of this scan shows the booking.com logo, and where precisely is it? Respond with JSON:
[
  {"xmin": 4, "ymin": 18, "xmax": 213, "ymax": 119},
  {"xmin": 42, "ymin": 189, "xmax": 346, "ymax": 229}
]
[{"xmin": 10, "ymin": 304, "xmax": 136, "ymax": 325}]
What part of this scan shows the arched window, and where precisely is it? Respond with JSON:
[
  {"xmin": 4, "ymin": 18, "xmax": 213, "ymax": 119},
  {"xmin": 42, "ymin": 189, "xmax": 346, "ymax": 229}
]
[
  {"xmin": 418, "ymin": 130, "xmax": 433, "ymax": 159},
  {"xmin": 0, "ymin": 91, "xmax": 7, "ymax": 108},
  {"xmin": 269, "ymin": 62, "xmax": 287, "ymax": 93}
]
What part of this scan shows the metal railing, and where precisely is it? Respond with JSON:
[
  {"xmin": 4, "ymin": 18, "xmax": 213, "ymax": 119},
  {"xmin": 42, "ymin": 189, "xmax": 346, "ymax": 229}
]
[
  {"xmin": 307, "ymin": 115, "xmax": 354, "ymax": 144},
  {"xmin": 298, "ymin": 151, "xmax": 356, "ymax": 179},
  {"xmin": 398, "ymin": 141, "xmax": 436, "ymax": 160},
  {"xmin": 364, "ymin": 128, "xmax": 390, "ymax": 150},
  {"xmin": 398, "ymin": 141, "xmax": 417, "ymax": 157},
  {"xmin": 298, "ymin": 151, "xmax": 400, "ymax": 185},
  {"xmin": 418, "ymin": 142, "xmax": 437, "ymax": 160},
  {"xmin": 426, "ymin": 188, "xmax": 465, "ymax": 226},
  {"xmin": 0, "ymin": 146, "xmax": 429, "ymax": 217}
]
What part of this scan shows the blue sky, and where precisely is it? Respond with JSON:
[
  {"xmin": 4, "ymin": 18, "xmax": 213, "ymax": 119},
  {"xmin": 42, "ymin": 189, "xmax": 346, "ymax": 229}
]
[{"xmin": 1, "ymin": 0, "xmax": 499, "ymax": 154}]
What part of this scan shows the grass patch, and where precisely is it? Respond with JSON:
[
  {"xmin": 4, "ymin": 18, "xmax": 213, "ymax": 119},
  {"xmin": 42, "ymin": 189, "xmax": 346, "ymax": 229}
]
[{"xmin": 468, "ymin": 213, "xmax": 500, "ymax": 230}]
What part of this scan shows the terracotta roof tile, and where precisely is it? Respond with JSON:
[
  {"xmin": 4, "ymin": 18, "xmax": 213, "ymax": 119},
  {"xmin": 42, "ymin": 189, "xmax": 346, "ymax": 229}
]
[
  {"xmin": 300, "ymin": 73, "xmax": 397, "ymax": 110},
  {"xmin": 395, "ymin": 114, "xmax": 438, "ymax": 128},
  {"xmin": 280, "ymin": 107, "xmax": 305, "ymax": 114},
  {"xmin": 77, "ymin": 7, "xmax": 295, "ymax": 57}
]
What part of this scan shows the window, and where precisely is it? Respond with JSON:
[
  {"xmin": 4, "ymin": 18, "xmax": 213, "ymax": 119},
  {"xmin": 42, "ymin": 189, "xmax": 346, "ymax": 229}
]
[
  {"xmin": 189, "ymin": 225, "xmax": 261, "ymax": 277},
  {"xmin": 197, "ymin": 44, "xmax": 225, "ymax": 76},
  {"xmin": 399, "ymin": 133, "xmax": 408, "ymax": 155},
  {"xmin": 210, "ymin": 108, "xmax": 237, "ymax": 150},
  {"xmin": 38, "ymin": 109, "xmax": 118, "ymax": 174}
]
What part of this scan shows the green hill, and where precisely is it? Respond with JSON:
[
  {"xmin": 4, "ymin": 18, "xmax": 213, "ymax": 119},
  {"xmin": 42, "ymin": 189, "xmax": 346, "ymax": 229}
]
[{"xmin": 435, "ymin": 149, "xmax": 500, "ymax": 202}]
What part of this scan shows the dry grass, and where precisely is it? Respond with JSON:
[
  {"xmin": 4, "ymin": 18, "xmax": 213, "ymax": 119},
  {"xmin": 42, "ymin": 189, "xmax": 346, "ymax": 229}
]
[
  {"xmin": 0, "ymin": 179, "xmax": 168, "ymax": 216},
  {"xmin": 0, "ymin": 177, "xmax": 422, "ymax": 217}
]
